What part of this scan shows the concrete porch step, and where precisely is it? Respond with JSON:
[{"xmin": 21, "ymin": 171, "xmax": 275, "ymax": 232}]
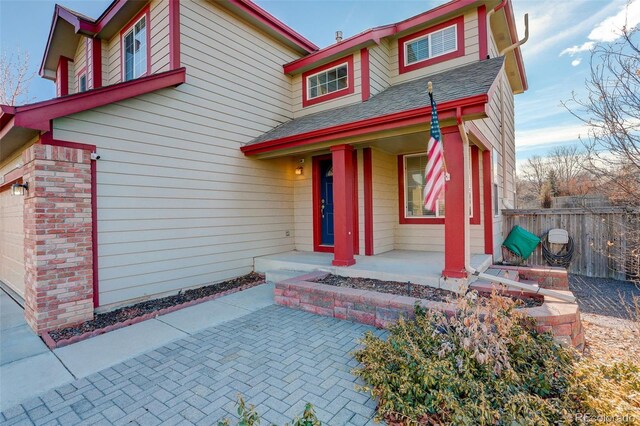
[
  {"xmin": 264, "ymin": 270, "xmax": 307, "ymax": 284},
  {"xmin": 483, "ymin": 267, "xmax": 520, "ymax": 282}
]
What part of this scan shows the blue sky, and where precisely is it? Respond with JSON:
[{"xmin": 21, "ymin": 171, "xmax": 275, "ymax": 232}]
[{"xmin": 1, "ymin": 0, "xmax": 639, "ymax": 168}]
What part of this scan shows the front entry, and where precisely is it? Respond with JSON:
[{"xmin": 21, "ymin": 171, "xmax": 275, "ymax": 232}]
[{"xmin": 313, "ymin": 155, "xmax": 334, "ymax": 252}]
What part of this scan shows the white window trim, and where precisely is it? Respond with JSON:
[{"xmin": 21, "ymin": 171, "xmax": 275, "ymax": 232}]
[
  {"xmin": 305, "ymin": 62, "xmax": 349, "ymax": 100},
  {"xmin": 121, "ymin": 14, "xmax": 147, "ymax": 81},
  {"xmin": 403, "ymin": 23, "xmax": 458, "ymax": 67},
  {"xmin": 403, "ymin": 153, "xmax": 444, "ymax": 219}
]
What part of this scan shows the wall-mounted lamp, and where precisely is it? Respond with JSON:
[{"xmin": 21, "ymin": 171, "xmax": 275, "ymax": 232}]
[
  {"xmin": 11, "ymin": 182, "xmax": 28, "ymax": 196},
  {"xmin": 295, "ymin": 166, "xmax": 304, "ymax": 176}
]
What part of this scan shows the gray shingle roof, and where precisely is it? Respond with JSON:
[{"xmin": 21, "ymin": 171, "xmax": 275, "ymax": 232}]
[{"xmin": 248, "ymin": 56, "xmax": 504, "ymax": 146}]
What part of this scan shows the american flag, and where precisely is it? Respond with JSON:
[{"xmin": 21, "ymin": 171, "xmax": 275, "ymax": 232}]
[{"xmin": 423, "ymin": 90, "xmax": 445, "ymax": 212}]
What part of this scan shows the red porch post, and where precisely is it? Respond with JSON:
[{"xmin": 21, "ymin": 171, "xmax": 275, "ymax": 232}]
[
  {"xmin": 331, "ymin": 144, "xmax": 356, "ymax": 266},
  {"xmin": 482, "ymin": 149, "xmax": 494, "ymax": 257},
  {"xmin": 441, "ymin": 126, "xmax": 467, "ymax": 278}
]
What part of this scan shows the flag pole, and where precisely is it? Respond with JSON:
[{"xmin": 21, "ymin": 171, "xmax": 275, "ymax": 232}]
[{"xmin": 428, "ymin": 82, "xmax": 450, "ymax": 181}]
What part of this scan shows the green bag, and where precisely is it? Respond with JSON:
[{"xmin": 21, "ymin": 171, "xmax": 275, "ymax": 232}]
[{"xmin": 502, "ymin": 225, "xmax": 540, "ymax": 260}]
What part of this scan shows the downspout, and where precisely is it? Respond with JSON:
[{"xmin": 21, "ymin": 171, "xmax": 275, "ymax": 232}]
[
  {"xmin": 486, "ymin": 0, "xmax": 507, "ymax": 19},
  {"xmin": 455, "ymin": 110, "xmax": 576, "ymax": 303},
  {"xmin": 499, "ymin": 13, "xmax": 529, "ymax": 56}
]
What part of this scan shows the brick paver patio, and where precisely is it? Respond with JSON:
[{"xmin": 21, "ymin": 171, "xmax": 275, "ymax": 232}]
[
  {"xmin": 0, "ymin": 305, "xmax": 383, "ymax": 426},
  {"xmin": 569, "ymin": 274, "xmax": 640, "ymax": 318}
]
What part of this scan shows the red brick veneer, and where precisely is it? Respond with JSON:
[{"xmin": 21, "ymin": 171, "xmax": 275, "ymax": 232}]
[
  {"xmin": 275, "ymin": 271, "xmax": 584, "ymax": 350},
  {"xmin": 23, "ymin": 144, "xmax": 94, "ymax": 334}
]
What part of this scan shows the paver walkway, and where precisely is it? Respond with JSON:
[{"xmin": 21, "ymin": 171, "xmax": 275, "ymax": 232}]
[
  {"xmin": 0, "ymin": 305, "xmax": 382, "ymax": 426},
  {"xmin": 569, "ymin": 274, "xmax": 640, "ymax": 318}
]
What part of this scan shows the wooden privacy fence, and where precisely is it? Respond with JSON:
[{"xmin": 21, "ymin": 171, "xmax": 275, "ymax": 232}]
[{"xmin": 502, "ymin": 207, "xmax": 640, "ymax": 280}]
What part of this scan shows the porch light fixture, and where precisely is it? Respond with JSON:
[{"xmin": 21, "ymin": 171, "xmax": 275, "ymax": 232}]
[
  {"xmin": 11, "ymin": 182, "xmax": 28, "ymax": 196},
  {"xmin": 295, "ymin": 166, "xmax": 304, "ymax": 175}
]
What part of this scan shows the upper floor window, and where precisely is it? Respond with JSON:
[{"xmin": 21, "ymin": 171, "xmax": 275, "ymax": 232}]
[
  {"xmin": 122, "ymin": 8, "xmax": 149, "ymax": 81},
  {"xmin": 301, "ymin": 55, "xmax": 354, "ymax": 107},
  {"xmin": 405, "ymin": 25, "xmax": 456, "ymax": 65},
  {"xmin": 398, "ymin": 16, "xmax": 465, "ymax": 74},
  {"xmin": 307, "ymin": 64, "xmax": 348, "ymax": 100}
]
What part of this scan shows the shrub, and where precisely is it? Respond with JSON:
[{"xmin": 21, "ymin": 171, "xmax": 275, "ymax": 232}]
[
  {"xmin": 217, "ymin": 395, "xmax": 321, "ymax": 426},
  {"xmin": 353, "ymin": 292, "xmax": 577, "ymax": 425}
]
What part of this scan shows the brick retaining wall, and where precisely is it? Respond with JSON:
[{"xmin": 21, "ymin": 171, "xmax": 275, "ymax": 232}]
[
  {"xmin": 275, "ymin": 271, "xmax": 584, "ymax": 350},
  {"xmin": 493, "ymin": 265, "xmax": 569, "ymax": 290}
]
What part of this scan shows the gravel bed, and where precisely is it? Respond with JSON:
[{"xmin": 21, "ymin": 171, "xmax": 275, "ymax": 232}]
[
  {"xmin": 313, "ymin": 274, "xmax": 542, "ymax": 307},
  {"xmin": 48, "ymin": 272, "xmax": 265, "ymax": 342}
]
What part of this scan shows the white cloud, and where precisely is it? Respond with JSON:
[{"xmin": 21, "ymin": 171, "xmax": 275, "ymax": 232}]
[
  {"xmin": 515, "ymin": 124, "xmax": 588, "ymax": 148},
  {"xmin": 588, "ymin": 0, "xmax": 640, "ymax": 42},
  {"xmin": 571, "ymin": 58, "xmax": 582, "ymax": 66},
  {"xmin": 513, "ymin": 0, "xmax": 622, "ymax": 59},
  {"xmin": 560, "ymin": 41, "xmax": 595, "ymax": 56}
]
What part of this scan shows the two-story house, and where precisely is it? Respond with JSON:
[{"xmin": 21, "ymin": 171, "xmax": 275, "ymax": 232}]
[{"xmin": 0, "ymin": 0, "xmax": 526, "ymax": 334}]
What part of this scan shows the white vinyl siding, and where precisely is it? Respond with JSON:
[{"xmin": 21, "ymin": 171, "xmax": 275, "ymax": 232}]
[
  {"xmin": 53, "ymin": 0, "xmax": 302, "ymax": 307},
  {"xmin": 368, "ymin": 40, "xmax": 391, "ymax": 96}
]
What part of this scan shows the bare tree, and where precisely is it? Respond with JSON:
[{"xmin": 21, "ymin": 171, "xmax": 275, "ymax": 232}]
[
  {"xmin": 563, "ymin": 21, "xmax": 640, "ymax": 284},
  {"xmin": 0, "ymin": 47, "xmax": 35, "ymax": 106},
  {"xmin": 563, "ymin": 25, "xmax": 640, "ymax": 205},
  {"xmin": 520, "ymin": 155, "xmax": 550, "ymax": 196},
  {"xmin": 547, "ymin": 146, "xmax": 591, "ymax": 195}
]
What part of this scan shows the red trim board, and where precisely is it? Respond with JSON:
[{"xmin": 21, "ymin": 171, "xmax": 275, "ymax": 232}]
[
  {"xmin": 302, "ymin": 55, "xmax": 355, "ymax": 108},
  {"xmin": 477, "ymin": 5, "xmax": 488, "ymax": 60},
  {"xmin": 56, "ymin": 57, "xmax": 71, "ymax": 97},
  {"xmin": 169, "ymin": 0, "xmax": 181, "ymax": 69},
  {"xmin": 312, "ymin": 154, "xmax": 333, "ymax": 253},
  {"xmin": 360, "ymin": 48, "xmax": 370, "ymax": 101},
  {"xmin": 227, "ymin": 0, "xmax": 317, "ymax": 53},
  {"xmin": 39, "ymin": 132, "xmax": 101, "ymax": 308},
  {"xmin": 3, "ymin": 67, "xmax": 186, "ymax": 132},
  {"xmin": 352, "ymin": 151, "xmax": 360, "ymax": 255},
  {"xmin": 482, "ymin": 149, "xmax": 494, "ymax": 256},
  {"xmin": 283, "ymin": 0, "xmax": 476, "ymax": 75},
  {"xmin": 242, "ymin": 94, "xmax": 488, "ymax": 156},
  {"xmin": 363, "ymin": 148, "xmax": 373, "ymax": 256},
  {"xmin": 120, "ymin": 5, "xmax": 151, "ymax": 81},
  {"xmin": 398, "ymin": 15, "xmax": 465, "ymax": 75},
  {"xmin": 470, "ymin": 145, "xmax": 481, "ymax": 224},
  {"xmin": 91, "ymin": 38, "xmax": 102, "ymax": 88}
]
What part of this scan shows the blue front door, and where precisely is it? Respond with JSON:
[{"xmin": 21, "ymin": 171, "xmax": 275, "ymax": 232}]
[{"xmin": 320, "ymin": 159, "xmax": 334, "ymax": 246}]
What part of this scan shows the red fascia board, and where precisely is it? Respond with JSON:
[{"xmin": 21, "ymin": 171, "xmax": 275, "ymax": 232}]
[
  {"xmin": 241, "ymin": 94, "xmax": 488, "ymax": 156},
  {"xmin": 284, "ymin": 26, "xmax": 395, "ymax": 75},
  {"xmin": 503, "ymin": 1, "xmax": 528, "ymax": 90},
  {"xmin": 283, "ymin": 0, "xmax": 477, "ymax": 75},
  {"xmin": 93, "ymin": 0, "xmax": 127, "ymax": 33},
  {"xmin": 229, "ymin": 0, "xmax": 318, "ymax": 53},
  {"xmin": 0, "ymin": 106, "xmax": 16, "ymax": 129},
  {"xmin": 10, "ymin": 67, "xmax": 186, "ymax": 132}
]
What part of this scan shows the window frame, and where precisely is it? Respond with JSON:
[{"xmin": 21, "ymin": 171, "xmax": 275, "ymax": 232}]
[
  {"xmin": 76, "ymin": 67, "xmax": 87, "ymax": 93},
  {"xmin": 120, "ymin": 6, "xmax": 151, "ymax": 82},
  {"xmin": 397, "ymin": 149, "xmax": 480, "ymax": 225},
  {"xmin": 398, "ymin": 15, "xmax": 465, "ymax": 74},
  {"xmin": 302, "ymin": 55, "xmax": 355, "ymax": 107}
]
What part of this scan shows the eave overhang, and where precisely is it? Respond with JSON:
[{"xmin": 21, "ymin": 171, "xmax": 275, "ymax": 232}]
[{"xmin": 241, "ymin": 94, "xmax": 488, "ymax": 157}]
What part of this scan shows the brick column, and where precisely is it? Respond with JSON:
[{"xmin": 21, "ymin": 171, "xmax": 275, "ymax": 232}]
[
  {"xmin": 22, "ymin": 144, "xmax": 94, "ymax": 334},
  {"xmin": 441, "ymin": 127, "xmax": 467, "ymax": 279},
  {"xmin": 330, "ymin": 144, "xmax": 356, "ymax": 266}
]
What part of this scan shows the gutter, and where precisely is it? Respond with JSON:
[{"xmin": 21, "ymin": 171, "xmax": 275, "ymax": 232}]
[{"xmin": 455, "ymin": 109, "xmax": 575, "ymax": 303}]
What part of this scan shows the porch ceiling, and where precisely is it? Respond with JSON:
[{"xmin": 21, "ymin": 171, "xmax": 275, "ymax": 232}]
[{"xmin": 243, "ymin": 57, "xmax": 504, "ymax": 157}]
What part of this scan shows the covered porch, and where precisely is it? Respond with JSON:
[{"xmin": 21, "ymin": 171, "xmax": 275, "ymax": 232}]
[
  {"xmin": 242, "ymin": 58, "xmax": 505, "ymax": 284},
  {"xmin": 255, "ymin": 250, "xmax": 492, "ymax": 290}
]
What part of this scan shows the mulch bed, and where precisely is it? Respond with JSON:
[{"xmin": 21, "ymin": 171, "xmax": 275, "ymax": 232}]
[
  {"xmin": 45, "ymin": 272, "xmax": 265, "ymax": 346},
  {"xmin": 312, "ymin": 274, "xmax": 542, "ymax": 308}
]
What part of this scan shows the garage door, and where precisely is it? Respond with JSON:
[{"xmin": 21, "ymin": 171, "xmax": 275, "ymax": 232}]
[{"xmin": 0, "ymin": 187, "xmax": 25, "ymax": 297}]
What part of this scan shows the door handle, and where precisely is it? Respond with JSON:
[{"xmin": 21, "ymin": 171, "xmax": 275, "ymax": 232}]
[{"xmin": 321, "ymin": 199, "xmax": 325, "ymax": 218}]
